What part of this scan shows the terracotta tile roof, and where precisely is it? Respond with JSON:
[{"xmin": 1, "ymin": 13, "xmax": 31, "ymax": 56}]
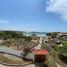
[{"xmin": 32, "ymin": 49, "xmax": 49, "ymax": 55}]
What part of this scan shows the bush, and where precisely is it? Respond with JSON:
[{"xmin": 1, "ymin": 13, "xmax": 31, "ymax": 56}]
[{"xmin": 47, "ymin": 55, "xmax": 57, "ymax": 67}]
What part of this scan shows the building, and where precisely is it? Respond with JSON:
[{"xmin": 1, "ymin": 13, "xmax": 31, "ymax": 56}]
[
  {"xmin": 32, "ymin": 49, "xmax": 49, "ymax": 62},
  {"xmin": 22, "ymin": 49, "xmax": 49, "ymax": 63}
]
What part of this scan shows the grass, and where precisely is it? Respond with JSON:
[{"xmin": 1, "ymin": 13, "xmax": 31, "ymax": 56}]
[
  {"xmin": 51, "ymin": 48, "xmax": 67, "ymax": 67},
  {"xmin": 47, "ymin": 55, "xmax": 57, "ymax": 67},
  {"xmin": 62, "ymin": 41, "xmax": 67, "ymax": 45}
]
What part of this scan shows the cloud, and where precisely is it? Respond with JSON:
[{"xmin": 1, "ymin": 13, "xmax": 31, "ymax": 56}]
[
  {"xmin": 46, "ymin": 0, "xmax": 67, "ymax": 21},
  {"xmin": 0, "ymin": 20, "xmax": 9, "ymax": 23}
]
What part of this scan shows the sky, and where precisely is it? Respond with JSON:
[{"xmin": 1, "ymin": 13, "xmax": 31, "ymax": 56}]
[{"xmin": 0, "ymin": 0, "xmax": 67, "ymax": 32}]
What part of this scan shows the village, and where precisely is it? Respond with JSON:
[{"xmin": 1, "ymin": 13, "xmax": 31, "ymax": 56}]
[
  {"xmin": 0, "ymin": 0, "xmax": 67, "ymax": 66},
  {"xmin": 0, "ymin": 31, "xmax": 67, "ymax": 67}
]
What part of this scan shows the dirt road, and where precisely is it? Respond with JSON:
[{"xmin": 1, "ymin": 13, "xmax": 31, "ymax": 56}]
[{"xmin": 34, "ymin": 37, "xmax": 42, "ymax": 49}]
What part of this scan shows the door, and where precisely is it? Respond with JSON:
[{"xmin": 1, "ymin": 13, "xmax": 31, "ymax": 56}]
[{"xmin": 35, "ymin": 55, "xmax": 45, "ymax": 62}]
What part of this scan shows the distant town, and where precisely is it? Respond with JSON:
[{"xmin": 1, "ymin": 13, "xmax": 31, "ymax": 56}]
[{"xmin": 0, "ymin": 30, "xmax": 67, "ymax": 67}]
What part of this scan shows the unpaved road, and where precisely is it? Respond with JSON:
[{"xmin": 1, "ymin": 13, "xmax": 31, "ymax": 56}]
[
  {"xmin": 34, "ymin": 37, "xmax": 43, "ymax": 49},
  {"xmin": 0, "ymin": 63, "xmax": 44, "ymax": 67}
]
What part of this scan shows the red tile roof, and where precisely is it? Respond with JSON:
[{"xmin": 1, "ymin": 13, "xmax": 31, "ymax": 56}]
[{"xmin": 32, "ymin": 49, "xmax": 49, "ymax": 55}]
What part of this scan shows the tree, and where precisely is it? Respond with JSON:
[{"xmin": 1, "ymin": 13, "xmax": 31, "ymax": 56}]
[
  {"xmin": 58, "ymin": 45, "xmax": 67, "ymax": 57},
  {"xmin": 46, "ymin": 32, "xmax": 58, "ymax": 38},
  {"xmin": 31, "ymin": 34, "xmax": 36, "ymax": 37},
  {"xmin": 51, "ymin": 32, "xmax": 58, "ymax": 38},
  {"xmin": 24, "ymin": 36, "xmax": 32, "ymax": 41},
  {"xmin": 46, "ymin": 32, "xmax": 51, "ymax": 36},
  {"xmin": 0, "ymin": 31, "xmax": 24, "ymax": 39}
]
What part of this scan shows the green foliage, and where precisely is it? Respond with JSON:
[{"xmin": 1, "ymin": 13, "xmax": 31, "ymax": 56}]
[
  {"xmin": 0, "ymin": 31, "xmax": 23, "ymax": 39},
  {"xmin": 4, "ymin": 31, "xmax": 21, "ymax": 38},
  {"xmin": 31, "ymin": 34, "xmax": 36, "ymax": 37},
  {"xmin": 62, "ymin": 41, "xmax": 67, "ymax": 45},
  {"xmin": 46, "ymin": 32, "xmax": 51, "ymax": 36},
  {"xmin": 47, "ymin": 55, "xmax": 57, "ymax": 67},
  {"xmin": 24, "ymin": 36, "xmax": 32, "ymax": 41},
  {"xmin": 46, "ymin": 32, "xmax": 58, "ymax": 38},
  {"xmin": 51, "ymin": 49, "xmax": 58, "ymax": 60},
  {"xmin": 53, "ymin": 44, "xmax": 67, "ymax": 57},
  {"xmin": 0, "ymin": 31, "xmax": 33, "ymax": 42},
  {"xmin": 58, "ymin": 45, "xmax": 67, "ymax": 57},
  {"xmin": 51, "ymin": 32, "xmax": 58, "ymax": 38}
]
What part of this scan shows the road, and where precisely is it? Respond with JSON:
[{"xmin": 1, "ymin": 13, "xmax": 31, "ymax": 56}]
[
  {"xmin": 34, "ymin": 36, "xmax": 43, "ymax": 49},
  {"xmin": 0, "ymin": 63, "xmax": 45, "ymax": 67},
  {"xmin": 56, "ymin": 62, "xmax": 61, "ymax": 67},
  {"xmin": 25, "ymin": 63, "xmax": 44, "ymax": 67},
  {"xmin": 0, "ymin": 64, "xmax": 8, "ymax": 67},
  {"xmin": 0, "ymin": 37, "xmax": 44, "ymax": 67}
]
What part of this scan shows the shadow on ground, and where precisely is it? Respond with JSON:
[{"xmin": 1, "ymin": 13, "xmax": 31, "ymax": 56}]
[
  {"xmin": 59, "ymin": 55, "xmax": 67, "ymax": 64},
  {"xmin": 35, "ymin": 62, "xmax": 48, "ymax": 67}
]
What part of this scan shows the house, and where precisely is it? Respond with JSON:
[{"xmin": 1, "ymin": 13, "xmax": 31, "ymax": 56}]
[
  {"xmin": 22, "ymin": 49, "xmax": 49, "ymax": 62},
  {"xmin": 9, "ymin": 43, "xmax": 24, "ymax": 51},
  {"xmin": 32, "ymin": 49, "xmax": 49, "ymax": 62},
  {"xmin": 60, "ymin": 34, "xmax": 67, "ymax": 41},
  {"xmin": 9, "ymin": 43, "xmax": 18, "ymax": 50},
  {"xmin": 52, "ymin": 38, "xmax": 61, "ymax": 44},
  {"xmin": 0, "ymin": 39, "xmax": 4, "ymax": 44}
]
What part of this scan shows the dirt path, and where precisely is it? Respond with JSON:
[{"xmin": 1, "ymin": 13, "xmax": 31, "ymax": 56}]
[
  {"xmin": 56, "ymin": 59, "xmax": 67, "ymax": 67},
  {"xmin": 34, "ymin": 37, "xmax": 42, "ymax": 49}
]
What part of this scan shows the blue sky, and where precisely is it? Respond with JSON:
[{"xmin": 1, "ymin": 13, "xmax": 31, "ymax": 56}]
[{"xmin": 0, "ymin": 0, "xmax": 67, "ymax": 32}]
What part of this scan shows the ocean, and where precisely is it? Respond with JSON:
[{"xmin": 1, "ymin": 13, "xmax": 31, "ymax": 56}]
[{"xmin": 23, "ymin": 32, "xmax": 46, "ymax": 36}]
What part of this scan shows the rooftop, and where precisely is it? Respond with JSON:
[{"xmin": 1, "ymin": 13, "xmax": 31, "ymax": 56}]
[{"xmin": 32, "ymin": 49, "xmax": 49, "ymax": 55}]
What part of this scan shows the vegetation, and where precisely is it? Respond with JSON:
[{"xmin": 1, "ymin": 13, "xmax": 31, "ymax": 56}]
[
  {"xmin": 46, "ymin": 32, "xmax": 58, "ymax": 38},
  {"xmin": 59, "ymin": 45, "xmax": 67, "ymax": 57},
  {"xmin": 46, "ymin": 32, "xmax": 67, "ymax": 66},
  {"xmin": 62, "ymin": 41, "xmax": 67, "ymax": 45},
  {"xmin": 24, "ymin": 36, "xmax": 32, "ymax": 41},
  {"xmin": 0, "ymin": 54, "xmax": 29, "ymax": 64},
  {"xmin": 0, "ymin": 31, "xmax": 33, "ymax": 42},
  {"xmin": 31, "ymin": 34, "xmax": 37, "ymax": 37},
  {"xmin": 53, "ymin": 43, "xmax": 67, "ymax": 57},
  {"xmin": 0, "ymin": 31, "xmax": 23, "ymax": 40},
  {"xmin": 47, "ymin": 55, "xmax": 57, "ymax": 67}
]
